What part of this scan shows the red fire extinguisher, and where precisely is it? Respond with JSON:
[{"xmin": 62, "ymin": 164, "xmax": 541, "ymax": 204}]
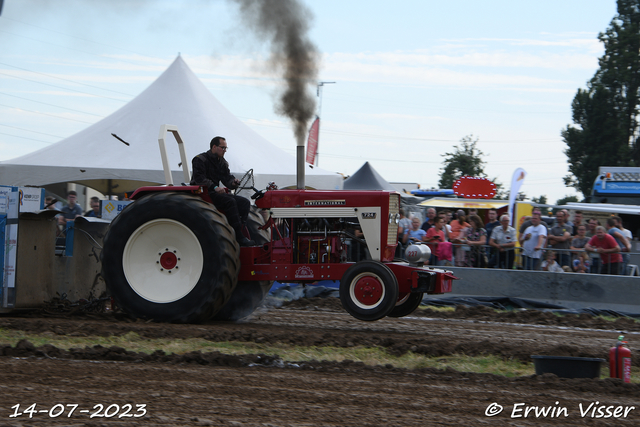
[{"xmin": 609, "ymin": 334, "xmax": 631, "ymax": 383}]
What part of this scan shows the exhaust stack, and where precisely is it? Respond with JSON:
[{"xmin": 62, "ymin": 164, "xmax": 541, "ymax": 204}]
[
  {"xmin": 297, "ymin": 137, "xmax": 305, "ymax": 189},
  {"xmin": 230, "ymin": 0, "xmax": 318, "ymax": 190}
]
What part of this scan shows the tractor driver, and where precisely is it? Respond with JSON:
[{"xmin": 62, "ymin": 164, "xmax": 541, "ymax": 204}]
[{"xmin": 190, "ymin": 136, "xmax": 255, "ymax": 247}]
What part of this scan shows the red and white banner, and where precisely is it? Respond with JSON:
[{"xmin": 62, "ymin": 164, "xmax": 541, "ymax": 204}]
[{"xmin": 305, "ymin": 116, "xmax": 320, "ymax": 165}]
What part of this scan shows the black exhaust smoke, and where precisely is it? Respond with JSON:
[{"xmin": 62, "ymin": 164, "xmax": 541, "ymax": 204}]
[{"xmin": 230, "ymin": 0, "xmax": 319, "ymax": 189}]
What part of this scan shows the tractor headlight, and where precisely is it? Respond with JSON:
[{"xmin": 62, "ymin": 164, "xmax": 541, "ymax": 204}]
[
  {"xmin": 389, "ymin": 213, "xmax": 394, "ymax": 223},
  {"xmin": 395, "ymin": 213, "xmax": 400, "ymax": 223}
]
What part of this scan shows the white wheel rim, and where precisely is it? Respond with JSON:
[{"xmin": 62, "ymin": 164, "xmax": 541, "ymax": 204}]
[
  {"xmin": 396, "ymin": 293, "xmax": 410, "ymax": 306},
  {"xmin": 349, "ymin": 272, "xmax": 386, "ymax": 310},
  {"xmin": 123, "ymin": 219, "xmax": 204, "ymax": 303}
]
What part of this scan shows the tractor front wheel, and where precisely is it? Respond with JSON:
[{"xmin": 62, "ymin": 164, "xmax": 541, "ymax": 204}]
[
  {"xmin": 339, "ymin": 261, "xmax": 399, "ymax": 321},
  {"xmin": 387, "ymin": 292, "xmax": 423, "ymax": 318},
  {"xmin": 102, "ymin": 192, "xmax": 239, "ymax": 323}
]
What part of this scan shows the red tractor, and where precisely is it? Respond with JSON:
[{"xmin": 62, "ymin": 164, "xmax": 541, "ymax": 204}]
[{"xmin": 101, "ymin": 126, "xmax": 457, "ymax": 323}]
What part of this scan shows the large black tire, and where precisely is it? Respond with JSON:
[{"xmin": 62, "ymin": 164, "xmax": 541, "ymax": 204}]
[
  {"xmin": 102, "ymin": 192, "xmax": 239, "ymax": 323},
  {"xmin": 246, "ymin": 206, "xmax": 270, "ymax": 244},
  {"xmin": 214, "ymin": 206, "xmax": 272, "ymax": 321},
  {"xmin": 339, "ymin": 261, "xmax": 399, "ymax": 321},
  {"xmin": 387, "ymin": 292, "xmax": 423, "ymax": 318},
  {"xmin": 212, "ymin": 280, "xmax": 272, "ymax": 321}
]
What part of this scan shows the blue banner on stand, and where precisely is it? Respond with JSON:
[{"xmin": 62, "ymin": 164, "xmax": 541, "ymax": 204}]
[
  {"xmin": 65, "ymin": 221, "xmax": 75, "ymax": 257},
  {"xmin": 0, "ymin": 213, "xmax": 5, "ymax": 302}
]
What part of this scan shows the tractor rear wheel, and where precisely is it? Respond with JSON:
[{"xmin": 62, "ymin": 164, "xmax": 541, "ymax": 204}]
[
  {"xmin": 387, "ymin": 292, "xmax": 423, "ymax": 318},
  {"xmin": 339, "ymin": 261, "xmax": 399, "ymax": 321},
  {"xmin": 213, "ymin": 280, "xmax": 272, "ymax": 321},
  {"xmin": 102, "ymin": 192, "xmax": 239, "ymax": 323}
]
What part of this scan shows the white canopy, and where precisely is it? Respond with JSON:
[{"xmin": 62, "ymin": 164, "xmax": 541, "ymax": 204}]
[
  {"xmin": 0, "ymin": 56, "xmax": 342, "ymax": 194},
  {"xmin": 566, "ymin": 202, "xmax": 640, "ymax": 216}
]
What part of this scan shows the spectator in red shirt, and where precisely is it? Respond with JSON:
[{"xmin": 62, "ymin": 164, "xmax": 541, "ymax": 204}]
[
  {"xmin": 585, "ymin": 226, "xmax": 622, "ymax": 275},
  {"xmin": 425, "ymin": 217, "xmax": 446, "ymax": 265}
]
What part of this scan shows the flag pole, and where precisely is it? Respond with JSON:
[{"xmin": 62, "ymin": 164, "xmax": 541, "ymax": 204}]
[{"xmin": 314, "ymin": 81, "xmax": 335, "ymax": 167}]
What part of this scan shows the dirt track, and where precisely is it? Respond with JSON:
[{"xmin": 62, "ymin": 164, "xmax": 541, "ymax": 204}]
[{"xmin": 2, "ymin": 299, "xmax": 640, "ymax": 426}]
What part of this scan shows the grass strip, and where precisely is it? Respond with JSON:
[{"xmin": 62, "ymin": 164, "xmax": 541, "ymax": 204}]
[
  {"xmin": 3, "ymin": 328, "xmax": 639, "ymax": 381},
  {"xmin": 0, "ymin": 328, "xmax": 551, "ymax": 379}
]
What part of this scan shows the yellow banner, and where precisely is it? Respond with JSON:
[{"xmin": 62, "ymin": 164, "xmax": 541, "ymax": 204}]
[
  {"xmin": 418, "ymin": 198, "xmax": 508, "ymax": 209},
  {"xmin": 514, "ymin": 201, "xmax": 533, "ymax": 234}
]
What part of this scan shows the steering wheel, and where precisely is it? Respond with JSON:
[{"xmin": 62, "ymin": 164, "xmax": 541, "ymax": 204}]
[
  {"xmin": 234, "ymin": 169, "xmax": 254, "ymax": 194},
  {"xmin": 234, "ymin": 169, "xmax": 265, "ymax": 200}
]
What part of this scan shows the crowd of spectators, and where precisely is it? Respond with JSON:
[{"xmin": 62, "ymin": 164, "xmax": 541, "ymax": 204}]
[
  {"xmin": 46, "ymin": 193, "xmax": 637, "ymax": 276},
  {"xmin": 47, "ymin": 192, "xmax": 104, "ymax": 238},
  {"xmin": 397, "ymin": 207, "xmax": 635, "ymax": 275}
]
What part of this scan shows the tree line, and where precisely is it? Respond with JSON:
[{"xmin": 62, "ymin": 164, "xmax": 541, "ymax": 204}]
[
  {"xmin": 439, "ymin": 0, "xmax": 640, "ymax": 202},
  {"xmin": 563, "ymin": 0, "xmax": 640, "ymax": 198}
]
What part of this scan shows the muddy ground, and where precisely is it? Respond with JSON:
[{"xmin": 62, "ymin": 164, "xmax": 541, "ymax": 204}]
[{"xmin": 1, "ymin": 298, "xmax": 640, "ymax": 426}]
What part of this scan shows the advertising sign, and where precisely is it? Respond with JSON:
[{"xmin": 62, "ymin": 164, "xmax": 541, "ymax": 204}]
[
  {"xmin": 101, "ymin": 200, "xmax": 133, "ymax": 221},
  {"xmin": 17, "ymin": 187, "xmax": 44, "ymax": 212},
  {"xmin": 3, "ymin": 189, "xmax": 18, "ymax": 308},
  {"xmin": 0, "ymin": 185, "xmax": 11, "ymax": 214}
]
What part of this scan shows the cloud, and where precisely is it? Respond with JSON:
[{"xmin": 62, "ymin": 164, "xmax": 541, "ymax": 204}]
[
  {"xmin": 327, "ymin": 50, "xmax": 597, "ymax": 70},
  {"xmin": 319, "ymin": 59, "xmax": 570, "ymax": 89},
  {"xmin": 443, "ymin": 35, "xmax": 602, "ymax": 51},
  {"xmin": 369, "ymin": 112, "xmax": 449, "ymax": 121},
  {"xmin": 304, "ymin": 33, "xmax": 602, "ymax": 91}
]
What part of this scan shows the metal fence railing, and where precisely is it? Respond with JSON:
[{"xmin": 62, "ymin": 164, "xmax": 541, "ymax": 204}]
[{"xmin": 396, "ymin": 241, "xmax": 638, "ymax": 275}]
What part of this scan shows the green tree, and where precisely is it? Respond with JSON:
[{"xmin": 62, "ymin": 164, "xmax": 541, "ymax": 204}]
[
  {"xmin": 438, "ymin": 135, "xmax": 486, "ymax": 189},
  {"xmin": 500, "ymin": 191, "xmax": 529, "ymax": 201},
  {"xmin": 556, "ymin": 195, "xmax": 579, "ymax": 206},
  {"xmin": 531, "ymin": 195, "xmax": 551, "ymax": 215},
  {"xmin": 562, "ymin": 0, "xmax": 640, "ymax": 198},
  {"xmin": 552, "ymin": 195, "xmax": 580, "ymax": 214},
  {"xmin": 531, "ymin": 195, "xmax": 547, "ymax": 205},
  {"xmin": 493, "ymin": 180, "xmax": 507, "ymax": 200}
]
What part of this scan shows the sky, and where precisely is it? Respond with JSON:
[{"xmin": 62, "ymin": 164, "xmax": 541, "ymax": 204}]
[{"xmin": 0, "ymin": 0, "xmax": 620, "ymax": 203}]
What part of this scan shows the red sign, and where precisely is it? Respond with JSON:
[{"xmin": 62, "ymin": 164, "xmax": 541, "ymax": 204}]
[
  {"xmin": 306, "ymin": 117, "xmax": 320, "ymax": 165},
  {"xmin": 452, "ymin": 176, "xmax": 496, "ymax": 199}
]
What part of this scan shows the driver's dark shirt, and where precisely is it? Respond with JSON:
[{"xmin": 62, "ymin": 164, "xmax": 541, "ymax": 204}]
[{"xmin": 190, "ymin": 150, "xmax": 237, "ymax": 191}]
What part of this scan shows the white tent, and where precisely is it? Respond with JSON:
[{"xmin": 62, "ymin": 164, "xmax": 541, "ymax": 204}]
[
  {"xmin": 0, "ymin": 56, "xmax": 342, "ymax": 194},
  {"xmin": 567, "ymin": 202, "xmax": 640, "ymax": 216}
]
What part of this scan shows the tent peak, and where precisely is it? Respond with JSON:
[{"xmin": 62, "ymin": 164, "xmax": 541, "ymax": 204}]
[{"xmin": 344, "ymin": 162, "xmax": 396, "ymax": 191}]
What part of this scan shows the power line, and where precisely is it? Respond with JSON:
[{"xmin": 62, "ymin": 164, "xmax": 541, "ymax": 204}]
[
  {"xmin": 0, "ymin": 61, "xmax": 135, "ymax": 97},
  {"xmin": 2, "ymin": 18, "xmax": 571, "ymax": 117},
  {"xmin": 0, "ymin": 102, "xmax": 95, "ymax": 124},
  {"xmin": 277, "ymin": 146, "xmax": 568, "ymax": 166},
  {"xmin": 0, "ymin": 28, "xmax": 115, "ymax": 64},
  {"xmin": 0, "ymin": 27, "xmax": 156, "ymax": 71},
  {"xmin": 0, "ymin": 91, "xmax": 104, "ymax": 117},
  {"xmin": 0, "ymin": 123, "xmax": 64, "ymax": 138},
  {"xmin": 325, "ymin": 90, "xmax": 568, "ymax": 115},
  {"xmin": 0, "ymin": 71, "xmax": 128, "ymax": 103},
  {"xmin": 3, "ymin": 17, "xmax": 156, "ymax": 61},
  {"xmin": 0, "ymin": 131, "xmax": 54, "ymax": 143},
  {"xmin": 241, "ymin": 117, "xmax": 562, "ymax": 144}
]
